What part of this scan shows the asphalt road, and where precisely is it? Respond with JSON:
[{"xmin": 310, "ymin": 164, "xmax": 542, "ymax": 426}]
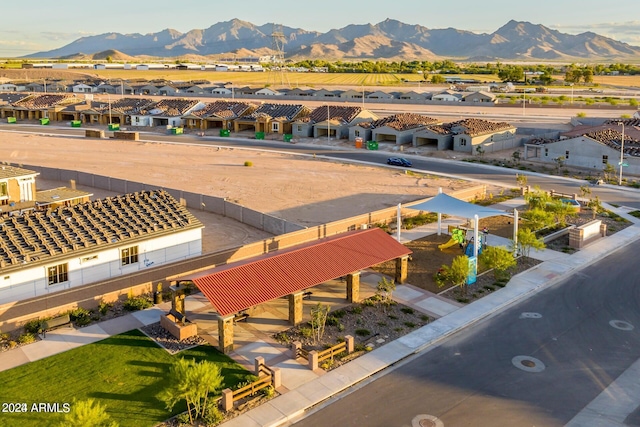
[
  {"xmin": 293, "ymin": 240, "xmax": 640, "ymax": 427},
  {"xmin": 3, "ymin": 123, "xmax": 640, "ymax": 209}
]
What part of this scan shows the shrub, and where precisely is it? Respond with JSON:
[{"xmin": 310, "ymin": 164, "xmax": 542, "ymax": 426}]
[
  {"xmin": 420, "ymin": 315, "xmax": 430, "ymax": 322},
  {"xmin": 404, "ymin": 322, "xmax": 417, "ymax": 328},
  {"xmin": 351, "ymin": 306, "xmax": 363, "ymax": 315},
  {"xmin": 377, "ymin": 322, "xmax": 388, "ymax": 327},
  {"xmin": 361, "ymin": 298, "xmax": 376, "ymax": 307},
  {"xmin": 201, "ymin": 401, "xmax": 224, "ymax": 425},
  {"xmin": 320, "ymin": 359, "xmax": 334, "ymax": 370},
  {"xmin": 244, "ymin": 161, "xmax": 253, "ymax": 167},
  {"xmin": 0, "ymin": 333, "xmax": 9, "ymax": 341},
  {"xmin": 394, "ymin": 327, "xmax": 404, "ymax": 332},
  {"xmin": 300, "ymin": 327, "xmax": 313, "ymax": 338},
  {"xmin": 274, "ymin": 332, "xmax": 290, "ymax": 344},
  {"xmin": 355, "ymin": 328, "xmax": 371, "ymax": 337},
  {"xmin": 123, "ymin": 296, "xmax": 152, "ymax": 311},
  {"xmin": 332, "ymin": 309, "xmax": 346, "ymax": 318},
  {"xmin": 400, "ymin": 307, "xmax": 414, "ymax": 315},
  {"xmin": 326, "ymin": 316, "xmax": 339, "ymax": 327},
  {"xmin": 98, "ymin": 300, "xmax": 112, "ymax": 315},
  {"xmin": 337, "ymin": 323, "xmax": 345, "ymax": 332},
  {"xmin": 260, "ymin": 386, "xmax": 275, "ymax": 399},
  {"xmin": 69, "ymin": 307, "xmax": 92, "ymax": 326},
  {"xmin": 18, "ymin": 332, "xmax": 36, "ymax": 344},
  {"xmin": 23, "ymin": 318, "xmax": 45, "ymax": 334},
  {"xmin": 388, "ymin": 314, "xmax": 398, "ymax": 320}
]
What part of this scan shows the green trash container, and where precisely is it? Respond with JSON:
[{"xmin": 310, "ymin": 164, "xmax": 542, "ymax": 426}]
[
  {"xmin": 108, "ymin": 123, "xmax": 120, "ymax": 131},
  {"xmin": 7, "ymin": 117, "xmax": 16, "ymax": 124},
  {"xmin": 283, "ymin": 134, "xmax": 293, "ymax": 142},
  {"xmin": 171, "ymin": 127, "xmax": 184, "ymax": 135},
  {"xmin": 255, "ymin": 131, "xmax": 265, "ymax": 140},
  {"xmin": 219, "ymin": 129, "xmax": 230, "ymax": 137},
  {"xmin": 367, "ymin": 141, "xmax": 378, "ymax": 150},
  {"xmin": 71, "ymin": 120, "xmax": 82, "ymax": 127},
  {"xmin": 40, "ymin": 118, "xmax": 50, "ymax": 125}
]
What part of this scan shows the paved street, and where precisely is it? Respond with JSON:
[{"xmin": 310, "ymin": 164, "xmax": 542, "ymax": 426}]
[{"xmin": 293, "ymin": 240, "xmax": 640, "ymax": 427}]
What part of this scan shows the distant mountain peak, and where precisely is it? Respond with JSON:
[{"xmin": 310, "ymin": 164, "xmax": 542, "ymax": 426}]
[{"xmin": 25, "ymin": 19, "xmax": 640, "ymax": 60}]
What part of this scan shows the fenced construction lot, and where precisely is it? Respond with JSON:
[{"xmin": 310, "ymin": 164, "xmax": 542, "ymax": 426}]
[{"xmin": 0, "ymin": 330, "xmax": 252, "ymax": 427}]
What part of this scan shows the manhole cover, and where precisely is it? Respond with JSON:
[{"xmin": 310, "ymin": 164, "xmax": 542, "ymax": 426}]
[
  {"xmin": 412, "ymin": 414, "xmax": 444, "ymax": 427},
  {"xmin": 610, "ymin": 320, "xmax": 634, "ymax": 331},
  {"xmin": 512, "ymin": 355, "xmax": 545, "ymax": 373},
  {"xmin": 519, "ymin": 312, "xmax": 542, "ymax": 319}
]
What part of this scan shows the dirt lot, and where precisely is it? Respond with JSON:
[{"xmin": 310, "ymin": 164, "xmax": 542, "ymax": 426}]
[{"xmin": 1, "ymin": 131, "xmax": 481, "ymax": 226}]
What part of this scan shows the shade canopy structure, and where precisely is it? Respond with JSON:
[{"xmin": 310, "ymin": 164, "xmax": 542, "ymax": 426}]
[{"xmin": 406, "ymin": 193, "xmax": 509, "ymax": 219}]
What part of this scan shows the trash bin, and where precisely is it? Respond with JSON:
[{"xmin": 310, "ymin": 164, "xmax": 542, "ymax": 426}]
[
  {"xmin": 7, "ymin": 117, "xmax": 16, "ymax": 124},
  {"xmin": 283, "ymin": 134, "xmax": 293, "ymax": 142},
  {"xmin": 71, "ymin": 120, "xmax": 82, "ymax": 127},
  {"xmin": 219, "ymin": 129, "xmax": 230, "ymax": 137},
  {"xmin": 171, "ymin": 127, "xmax": 184, "ymax": 135},
  {"xmin": 108, "ymin": 123, "xmax": 120, "ymax": 131},
  {"xmin": 255, "ymin": 131, "xmax": 265, "ymax": 140},
  {"xmin": 367, "ymin": 141, "xmax": 378, "ymax": 150},
  {"xmin": 40, "ymin": 118, "xmax": 50, "ymax": 125},
  {"xmin": 355, "ymin": 137, "xmax": 363, "ymax": 148}
]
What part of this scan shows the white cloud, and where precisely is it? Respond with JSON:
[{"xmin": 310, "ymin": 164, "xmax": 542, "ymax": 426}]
[
  {"xmin": 40, "ymin": 31, "xmax": 95, "ymax": 41},
  {"xmin": 550, "ymin": 21, "xmax": 640, "ymax": 45}
]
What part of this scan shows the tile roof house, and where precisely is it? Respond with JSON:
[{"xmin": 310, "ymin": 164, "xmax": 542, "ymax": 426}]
[
  {"xmin": 233, "ymin": 103, "xmax": 308, "ymax": 135},
  {"xmin": 10, "ymin": 94, "xmax": 83, "ymax": 121},
  {"xmin": 292, "ymin": 105, "xmax": 378, "ymax": 139},
  {"xmin": 0, "ymin": 190, "xmax": 204, "ymax": 304},
  {"xmin": 463, "ymin": 90, "xmax": 497, "ymax": 104},
  {"xmin": 182, "ymin": 100, "xmax": 255, "ymax": 130},
  {"xmin": 449, "ymin": 118, "xmax": 517, "ymax": 153},
  {"xmin": 369, "ymin": 113, "xmax": 442, "ymax": 145},
  {"xmin": 131, "ymin": 99, "xmax": 204, "ymax": 127}
]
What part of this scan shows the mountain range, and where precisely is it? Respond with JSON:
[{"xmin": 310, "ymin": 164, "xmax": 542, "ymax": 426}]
[{"xmin": 26, "ymin": 19, "xmax": 640, "ymax": 61}]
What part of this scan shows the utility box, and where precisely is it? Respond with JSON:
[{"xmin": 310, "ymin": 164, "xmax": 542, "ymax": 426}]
[{"xmin": 40, "ymin": 118, "xmax": 50, "ymax": 125}]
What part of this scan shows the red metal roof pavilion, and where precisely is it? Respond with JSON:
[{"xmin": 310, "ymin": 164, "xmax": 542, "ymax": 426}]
[{"xmin": 188, "ymin": 228, "xmax": 411, "ymax": 316}]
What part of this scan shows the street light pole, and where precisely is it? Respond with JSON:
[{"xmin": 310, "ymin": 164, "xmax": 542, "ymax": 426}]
[
  {"xmin": 326, "ymin": 104, "xmax": 330, "ymax": 143},
  {"xmin": 618, "ymin": 122, "xmax": 625, "ymax": 186},
  {"xmin": 570, "ymin": 83, "xmax": 574, "ymax": 104}
]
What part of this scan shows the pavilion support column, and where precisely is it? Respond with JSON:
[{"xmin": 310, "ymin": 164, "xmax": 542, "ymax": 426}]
[
  {"xmin": 346, "ymin": 272, "xmax": 361, "ymax": 303},
  {"xmin": 217, "ymin": 314, "xmax": 235, "ymax": 354},
  {"xmin": 395, "ymin": 255, "xmax": 409, "ymax": 284},
  {"xmin": 288, "ymin": 292, "xmax": 304, "ymax": 326}
]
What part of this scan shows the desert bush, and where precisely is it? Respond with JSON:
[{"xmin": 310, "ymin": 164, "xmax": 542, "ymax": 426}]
[
  {"xmin": 400, "ymin": 307, "xmax": 414, "ymax": 315},
  {"xmin": 98, "ymin": 300, "xmax": 112, "ymax": 315},
  {"xmin": 355, "ymin": 328, "xmax": 371, "ymax": 337},
  {"xmin": 18, "ymin": 333, "xmax": 36, "ymax": 344},
  {"xmin": 123, "ymin": 296, "xmax": 152, "ymax": 311},
  {"xmin": 23, "ymin": 318, "xmax": 45, "ymax": 334}
]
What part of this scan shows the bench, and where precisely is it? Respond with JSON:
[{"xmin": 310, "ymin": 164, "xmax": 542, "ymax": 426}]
[
  {"xmin": 42, "ymin": 314, "xmax": 72, "ymax": 337},
  {"xmin": 234, "ymin": 311, "xmax": 249, "ymax": 323},
  {"xmin": 303, "ymin": 291, "xmax": 313, "ymax": 300}
]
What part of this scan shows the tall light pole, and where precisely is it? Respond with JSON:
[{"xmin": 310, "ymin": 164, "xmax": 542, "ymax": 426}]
[
  {"xmin": 570, "ymin": 83, "xmax": 574, "ymax": 104},
  {"xmin": 618, "ymin": 121, "xmax": 625, "ymax": 186},
  {"xmin": 522, "ymin": 90, "xmax": 526, "ymax": 116}
]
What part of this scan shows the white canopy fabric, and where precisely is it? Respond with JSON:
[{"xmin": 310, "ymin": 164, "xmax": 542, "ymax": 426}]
[{"xmin": 407, "ymin": 193, "xmax": 508, "ymax": 219}]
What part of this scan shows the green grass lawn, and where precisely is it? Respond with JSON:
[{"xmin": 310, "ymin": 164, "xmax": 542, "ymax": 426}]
[{"xmin": 0, "ymin": 330, "xmax": 252, "ymax": 427}]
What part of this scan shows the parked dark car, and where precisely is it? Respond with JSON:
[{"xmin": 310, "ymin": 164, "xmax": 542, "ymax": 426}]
[{"xmin": 386, "ymin": 157, "xmax": 412, "ymax": 167}]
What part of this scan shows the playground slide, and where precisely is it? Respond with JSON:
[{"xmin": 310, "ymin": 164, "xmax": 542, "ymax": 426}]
[{"xmin": 438, "ymin": 239, "xmax": 459, "ymax": 250}]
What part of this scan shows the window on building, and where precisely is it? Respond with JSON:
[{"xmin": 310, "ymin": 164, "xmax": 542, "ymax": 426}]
[
  {"xmin": 296, "ymin": 125, "xmax": 302, "ymax": 132},
  {"xmin": 545, "ymin": 148, "xmax": 549, "ymax": 157},
  {"xmin": 135, "ymin": 116, "xmax": 139, "ymax": 123},
  {"xmin": 48, "ymin": 263, "xmax": 68, "ymax": 285},
  {"xmin": 603, "ymin": 155, "xmax": 608, "ymax": 164},
  {"xmin": 121, "ymin": 246, "xmax": 139, "ymax": 266},
  {"xmin": 0, "ymin": 182, "xmax": 7, "ymax": 197},
  {"xmin": 565, "ymin": 150, "xmax": 570, "ymax": 159},
  {"xmin": 272, "ymin": 122, "xmax": 280, "ymax": 132},
  {"xmin": 459, "ymin": 138, "xmax": 467, "ymax": 146},
  {"xmin": 355, "ymin": 130, "xmax": 361, "ymax": 137}
]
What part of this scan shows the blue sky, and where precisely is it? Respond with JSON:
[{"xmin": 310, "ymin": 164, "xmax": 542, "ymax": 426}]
[{"xmin": 1, "ymin": 0, "xmax": 638, "ymax": 57}]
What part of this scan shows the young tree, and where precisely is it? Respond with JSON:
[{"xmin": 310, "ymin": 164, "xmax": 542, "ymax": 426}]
[
  {"xmin": 521, "ymin": 208, "xmax": 555, "ymax": 230},
  {"xmin": 553, "ymin": 156, "xmax": 566, "ymax": 173},
  {"xmin": 524, "ymin": 186, "xmax": 551, "ymax": 210},
  {"xmin": 376, "ymin": 276, "xmax": 396, "ymax": 313},
  {"xmin": 516, "ymin": 228, "xmax": 546, "ymax": 257},
  {"xmin": 479, "ymin": 246, "xmax": 516, "ymax": 281},
  {"xmin": 512, "ymin": 151, "xmax": 521, "ymax": 165},
  {"xmin": 310, "ymin": 303, "xmax": 330, "ymax": 344},
  {"xmin": 58, "ymin": 399, "xmax": 118, "ymax": 427},
  {"xmin": 159, "ymin": 359, "xmax": 223, "ymax": 425},
  {"xmin": 579, "ymin": 184, "xmax": 591, "ymax": 199},
  {"xmin": 603, "ymin": 162, "xmax": 616, "ymax": 183},
  {"xmin": 587, "ymin": 196, "xmax": 603, "ymax": 219},
  {"xmin": 475, "ymin": 145, "xmax": 485, "ymax": 157},
  {"xmin": 438, "ymin": 255, "xmax": 471, "ymax": 295},
  {"xmin": 548, "ymin": 199, "xmax": 578, "ymax": 226},
  {"xmin": 516, "ymin": 173, "xmax": 528, "ymax": 188},
  {"xmin": 430, "ymin": 74, "xmax": 445, "ymax": 84}
]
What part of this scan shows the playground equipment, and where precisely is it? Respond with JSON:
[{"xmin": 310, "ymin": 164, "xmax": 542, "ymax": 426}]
[
  {"xmin": 464, "ymin": 235, "xmax": 484, "ymax": 257},
  {"xmin": 439, "ymin": 228, "xmax": 465, "ymax": 250}
]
